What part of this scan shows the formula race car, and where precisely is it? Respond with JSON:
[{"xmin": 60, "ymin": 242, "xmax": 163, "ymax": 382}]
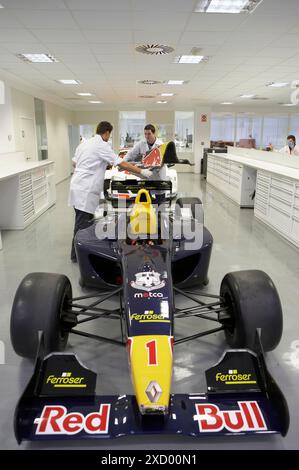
[{"xmin": 10, "ymin": 144, "xmax": 289, "ymax": 442}]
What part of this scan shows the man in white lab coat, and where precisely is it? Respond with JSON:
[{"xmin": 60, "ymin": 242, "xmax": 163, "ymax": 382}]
[
  {"xmin": 279, "ymin": 135, "xmax": 299, "ymax": 156},
  {"xmin": 124, "ymin": 124, "xmax": 167, "ymax": 198},
  {"xmin": 69, "ymin": 121, "xmax": 152, "ymax": 261},
  {"xmin": 124, "ymin": 124, "xmax": 163, "ymax": 163}
]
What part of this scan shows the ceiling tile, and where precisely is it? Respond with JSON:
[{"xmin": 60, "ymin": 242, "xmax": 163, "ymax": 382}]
[
  {"xmin": 65, "ymin": 0, "xmax": 132, "ymax": 9},
  {"xmin": 133, "ymin": 31, "xmax": 181, "ymax": 45},
  {"xmin": 13, "ymin": 10, "xmax": 78, "ymax": 29},
  {"xmin": 179, "ymin": 31, "xmax": 230, "ymax": 46},
  {"xmin": 131, "ymin": 0, "xmax": 195, "ymax": 11},
  {"xmin": 0, "ymin": 0, "xmax": 67, "ymax": 9},
  {"xmin": 0, "ymin": 29, "xmax": 38, "ymax": 42},
  {"xmin": 82, "ymin": 30, "xmax": 133, "ymax": 44},
  {"xmin": 72, "ymin": 10, "xmax": 133, "ymax": 30},
  {"xmin": 132, "ymin": 11, "xmax": 189, "ymax": 31},
  {"xmin": 32, "ymin": 29, "xmax": 86, "ymax": 43},
  {"xmin": 185, "ymin": 13, "xmax": 246, "ymax": 32}
]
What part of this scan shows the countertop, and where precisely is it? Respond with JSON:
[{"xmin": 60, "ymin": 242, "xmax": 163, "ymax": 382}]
[
  {"xmin": 212, "ymin": 152, "xmax": 299, "ymax": 181},
  {"xmin": 0, "ymin": 159, "xmax": 54, "ymax": 182}
]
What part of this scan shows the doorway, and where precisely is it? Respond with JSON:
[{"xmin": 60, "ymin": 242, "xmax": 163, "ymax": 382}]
[{"xmin": 20, "ymin": 117, "xmax": 37, "ymax": 161}]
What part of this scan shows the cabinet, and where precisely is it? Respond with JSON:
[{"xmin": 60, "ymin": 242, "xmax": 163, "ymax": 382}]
[
  {"xmin": 254, "ymin": 170, "xmax": 299, "ymax": 248},
  {"xmin": 0, "ymin": 162, "xmax": 56, "ymax": 230},
  {"xmin": 207, "ymin": 155, "xmax": 256, "ymax": 207}
]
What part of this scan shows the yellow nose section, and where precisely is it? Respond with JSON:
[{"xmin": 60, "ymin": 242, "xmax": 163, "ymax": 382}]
[
  {"xmin": 128, "ymin": 335, "xmax": 173, "ymax": 414},
  {"xmin": 130, "ymin": 189, "xmax": 157, "ymax": 235}
]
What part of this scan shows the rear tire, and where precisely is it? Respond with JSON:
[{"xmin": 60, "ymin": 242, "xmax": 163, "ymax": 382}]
[
  {"xmin": 220, "ymin": 270, "xmax": 283, "ymax": 351},
  {"xmin": 176, "ymin": 197, "xmax": 203, "ymax": 223},
  {"xmin": 10, "ymin": 273, "xmax": 72, "ymax": 358}
]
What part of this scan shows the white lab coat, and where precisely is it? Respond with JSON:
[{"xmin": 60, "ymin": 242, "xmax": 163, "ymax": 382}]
[
  {"xmin": 279, "ymin": 145, "xmax": 299, "ymax": 156},
  {"xmin": 124, "ymin": 138, "xmax": 167, "ymax": 180},
  {"xmin": 69, "ymin": 135, "xmax": 122, "ymax": 214},
  {"xmin": 124, "ymin": 138, "xmax": 163, "ymax": 162}
]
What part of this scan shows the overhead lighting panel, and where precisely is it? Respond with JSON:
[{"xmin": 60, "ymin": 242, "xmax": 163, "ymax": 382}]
[
  {"xmin": 221, "ymin": 102, "xmax": 233, "ymax": 104},
  {"xmin": 17, "ymin": 53, "xmax": 58, "ymax": 63},
  {"xmin": 240, "ymin": 94, "xmax": 255, "ymax": 98},
  {"xmin": 159, "ymin": 93, "xmax": 174, "ymax": 97},
  {"xmin": 89, "ymin": 100, "xmax": 103, "ymax": 104},
  {"xmin": 194, "ymin": 0, "xmax": 263, "ymax": 14},
  {"xmin": 76, "ymin": 92, "xmax": 93, "ymax": 96},
  {"xmin": 267, "ymin": 82, "xmax": 289, "ymax": 88},
  {"xmin": 174, "ymin": 55, "xmax": 205, "ymax": 64},
  {"xmin": 156, "ymin": 101, "xmax": 168, "ymax": 104},
  {"xmin": 164, "ymin": 80, "xmax": 186, "ymax": 85},
  {"xmin": 57, "ymin": 79, "xmax": 81, "ymax": 85}
]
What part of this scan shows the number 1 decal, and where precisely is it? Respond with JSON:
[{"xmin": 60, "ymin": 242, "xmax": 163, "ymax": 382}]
[{"xmin": 146, "ymin": 340, "xmax": 158, "ymax": 366}]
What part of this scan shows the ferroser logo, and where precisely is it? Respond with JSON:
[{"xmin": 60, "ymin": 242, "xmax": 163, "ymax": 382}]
[
  {"xmin": 35, "ymin": 404, "xmax": 110, "ymax": 435},
  {"xmin": 215, "ymin": 369, "xmax": 257, "ymax": 385},
  {"xmin": 46, "ymin": 372, "xmax": 86, "ymax": 388},
  {"xmin": 194, "ymin": 401, "xmax": 267, "ymax": 433}
]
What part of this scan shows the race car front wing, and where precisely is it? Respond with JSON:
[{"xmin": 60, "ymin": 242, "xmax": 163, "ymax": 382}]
[{"xmin": 14, "ymin": 334, "xmax": 289, "ymax": 443}]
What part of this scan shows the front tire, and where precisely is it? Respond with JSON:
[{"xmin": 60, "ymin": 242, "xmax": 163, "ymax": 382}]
[
  {"xmin": 10, "ymin": 273, "xmax": 73, "ymax": 358},
  {"xmin": 220, "ymin": 270, "xmax": 283, "ymax": 351}
]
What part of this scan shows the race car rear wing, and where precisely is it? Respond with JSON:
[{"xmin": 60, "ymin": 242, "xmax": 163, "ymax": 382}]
[
  {"xmin": 14, "ymin": 331, "xmax": 289, "ymax": 443},
  {"xmin": 111, "ymin": 179, "xmax": 172, "ymax": 193}
]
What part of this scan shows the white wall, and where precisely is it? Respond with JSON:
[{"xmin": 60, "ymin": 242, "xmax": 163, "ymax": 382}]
[
  {"xmin": 45, "ymin": 101, "xmax": 74, "ymax": 184},
  {"xmin": 10, "ymin": 87, "xmax": 37, "ymax": 159},
  {"xmin": 0, "ymin": 81, "xmax": 15, "ymax": 154}
]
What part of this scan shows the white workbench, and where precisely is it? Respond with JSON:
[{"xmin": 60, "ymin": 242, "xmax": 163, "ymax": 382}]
[
  {"xmin": 207, "ymin": 147, "xmax": 299, "ymax": 248},
  {"xmin": 0, "ymin": 152, "xmax": 56, "ymax": 239}
]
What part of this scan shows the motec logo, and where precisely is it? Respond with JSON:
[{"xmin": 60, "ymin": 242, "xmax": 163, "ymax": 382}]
[
  {"xmin": 216, "ymin": 369, "xmax": 256, "ymax": 385},
  {"xmin": 46, "ymin": 372, "xmax": 86, "ymax": 388},
  {"xmin": 134, "ymin": 291, "xmax": 163, "ymax": 299},
  {"xmin": 35, "ymin": 404, "xmax": 110, "ymax": 435},
  {"xmin": 194, "ymin": 401, "xmax": 267, "ymax": 433}
]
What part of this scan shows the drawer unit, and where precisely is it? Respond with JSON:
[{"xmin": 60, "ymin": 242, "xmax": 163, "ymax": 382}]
[{"xmin": 0, "ymin": 162, "xmax": 56, "ymax": 230}]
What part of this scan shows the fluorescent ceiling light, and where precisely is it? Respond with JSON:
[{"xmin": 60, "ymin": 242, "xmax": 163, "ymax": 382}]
[
  {"xmin": 165, "ymin": 80, "xmax": 185, "ymax": 85},
  {"xmin": 17, "ymin": 53, "xmax": 58, "ymax": 63},
  {"xmin": 57, "ymin": 79, "xmax": 81, "ymax": 85},
  {"xmin": 194, "ymin": 0, "xmax": 263, "ymax": 14},
  {"xmin": 221, "ymin": 102, "xmax": 233, "ymax": 104},
  {"xmin": 76, "ymin": 92, "xmax": 93, "ymax": 96},
  {"xmin": 174, "ymin": 55, "xmax": 204, "ymax": 64},
  {"xmin": 267, "ymin": 82, "xmax": 289, "ymax": 88},
  {"xmin": 89, "ymin": 100, "xmax": 103, "ymax": 104},
  {"xmin": 156, "ymin": 101, "xmax": 168, "ymax": 104},
  {"xmin": 281, "ymin": 103, "xmax": 296, "ymax": 107},
  {"xmin": 159, "ymin": 93, "xmax": 174, "ymax": 96},
  {"xmin": 240, "ymin": 94, "xmax": 255, "ymax": 98}
]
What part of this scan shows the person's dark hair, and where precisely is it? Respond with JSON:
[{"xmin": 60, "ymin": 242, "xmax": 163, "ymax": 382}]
[
  {"xmin": 144, "ymin": 124, "xmax": 156, "ymax": 134},
  {"xmin": 287, "ymin": 134, "xmax": 296, "ymax": 143},
  {"xmin": 96, "ymin": 121, "xmax": 113, "ymax": 135}
]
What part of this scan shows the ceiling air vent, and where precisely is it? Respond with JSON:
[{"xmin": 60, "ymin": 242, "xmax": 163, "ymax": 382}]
[
  {"xmin": 137, "ymin": 80, "xmax": 161, "ymax": 85},
  {"xmin": 251, "ymin": 96, "xmax": 269, "ymax": 100},
  {"xmin": 138, "ymin": 95, "xmax": 155, "ymax": 98},
  {"xmin": 135, "ymin": 44, "xmax": 174, "ymax": 56}
]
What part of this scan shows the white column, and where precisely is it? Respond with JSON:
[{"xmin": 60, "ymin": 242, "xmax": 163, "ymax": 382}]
[{"xmin": 194, "ymin": 107, "xmax": 211, "ymax": 174}]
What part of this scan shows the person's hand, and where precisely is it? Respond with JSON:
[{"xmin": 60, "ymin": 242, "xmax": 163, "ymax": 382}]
[{"xmin": 140, "ymin": 169, "xmax": 153, "ymax": 179}]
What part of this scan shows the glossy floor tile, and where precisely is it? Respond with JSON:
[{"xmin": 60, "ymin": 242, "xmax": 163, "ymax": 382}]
[{"xmin": 0, "ymin": 174, "xmax": 298, "ymax": 449}]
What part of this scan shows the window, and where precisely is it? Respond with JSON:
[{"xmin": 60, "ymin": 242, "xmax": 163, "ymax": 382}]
[
  {"xmin": 288, "ymin": 115, "xmax": 299, "ymax": 138},
  {"xmin": 262, "ymin": 115, "xmax": 288, "ymax": 150},
  {"xmin": 210, "ymin": 113, "xmax": 235, "ymax": 144},
  {"xmin": 175, "ymin": 111, "xmax": 194, "ymax": 152},
  {"xmin": 119, "ymin": 111, "xmax": 145, "ymax": 148},
  {"xmin": 236, "ymin": 114, "xmax": 262, "ymax": 148},
  {"xmin": 79, "ymin": 124, "xmax": 112, "ymax": 146}
]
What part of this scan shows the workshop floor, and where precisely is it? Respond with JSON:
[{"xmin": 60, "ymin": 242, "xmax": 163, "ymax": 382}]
[{"xmin": 0, "ymin": 174, "xmax": 298, "ymax": 450}]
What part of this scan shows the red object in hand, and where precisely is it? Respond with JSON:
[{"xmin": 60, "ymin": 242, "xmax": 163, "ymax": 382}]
[{"xmin": 142, "ymin": 147, "xmax": 162, "ymax": 167}]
